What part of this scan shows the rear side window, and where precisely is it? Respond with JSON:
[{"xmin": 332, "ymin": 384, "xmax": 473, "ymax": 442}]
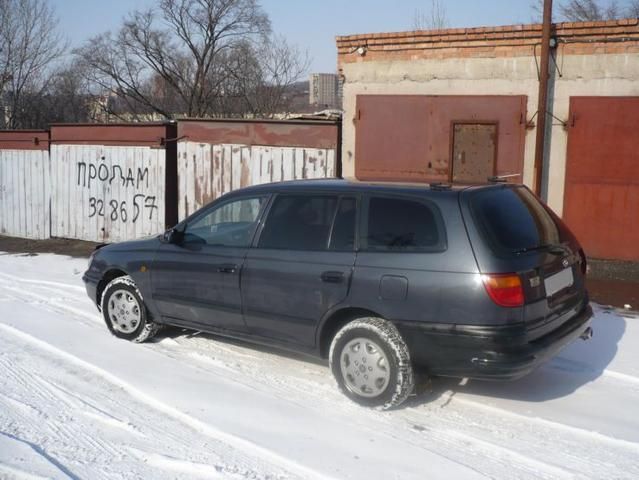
[
  {"xmin": 259, "ymin": 195, "xmax": 339, "ymax": 251},
  {"xmin": 469, "ymin": 186, "xmax": 561, "ymax": 254},
  {"xmin": 365, "ymin": 197, "xmax": 445, "ymax": 252}
]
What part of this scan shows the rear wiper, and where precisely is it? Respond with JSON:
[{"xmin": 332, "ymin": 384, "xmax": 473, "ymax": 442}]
[{"xmin": 512, "ymin": 243, "xmax": 568, "ymax": 255}]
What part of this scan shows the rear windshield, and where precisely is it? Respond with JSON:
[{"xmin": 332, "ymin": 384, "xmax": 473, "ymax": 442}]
[{"xmin": 469, "ymin": 186, "xmax": 560, "ymax": 255}]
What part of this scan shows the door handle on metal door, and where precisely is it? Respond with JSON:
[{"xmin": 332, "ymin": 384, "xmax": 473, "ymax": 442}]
[
  {"xmin": 216, "ymin": 264, "xmax": 238, "ymax": 274},
  {"xmin": 321, "ymin": 271, "xmax": 345, "ymax": 283}
]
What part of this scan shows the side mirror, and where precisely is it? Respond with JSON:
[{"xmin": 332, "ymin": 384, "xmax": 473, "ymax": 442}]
[{"xmin": 163, "ymin": 226, "xmax": 184, "ymax": 245}]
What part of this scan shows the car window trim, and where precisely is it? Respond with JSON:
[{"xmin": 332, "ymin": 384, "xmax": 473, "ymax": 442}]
[
  {"xmin": 182, "ymin": 194, "xmax": 271, "ymax": 249},
  {"xmin": 359, "ymin": 193, "xmax": 448, "ymax": 254},
  {"xmin": 327, "ymin": 195, "xmax": 359, "ymax": 252}
]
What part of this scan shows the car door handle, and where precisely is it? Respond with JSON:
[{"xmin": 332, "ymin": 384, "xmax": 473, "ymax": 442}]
[
  {"xmin": 216, "ymin": 263, "xmax": 238, "ymax": 274},
  {"xmin": 321, "ymin": 271, "xmax": 345, "ymax": 283}
]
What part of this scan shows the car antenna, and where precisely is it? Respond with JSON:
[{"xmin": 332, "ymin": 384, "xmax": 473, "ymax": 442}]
[{"xmin": 487, "ymin": 173, "xmax": 521, "ymax": 183}]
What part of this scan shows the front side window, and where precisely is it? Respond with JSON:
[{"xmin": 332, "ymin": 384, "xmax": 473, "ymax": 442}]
[
  {"xmin": 365, "ymin": 197, "xmax": 444, "ymax": 252},
  {"xmin": 185, "ymin": 197, "xmax": 265, "ymax": 247},
  {"xmin": 259, "ymin": 195, "xmax": 343, "ymax": 251}
]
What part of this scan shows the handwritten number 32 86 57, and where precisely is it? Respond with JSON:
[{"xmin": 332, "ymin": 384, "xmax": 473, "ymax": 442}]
[{"xmin": 88, "ymin": 195, "xmax": 158, "ymax": 223}]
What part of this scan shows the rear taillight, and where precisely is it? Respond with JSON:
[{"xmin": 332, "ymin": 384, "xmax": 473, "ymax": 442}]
[
  {"xmin": 579, "ymin": 249, "xmax": 588, "ymax": 276},
  {"xmin": 482, "ymin": 274, "xmax": 525, "ymax": 307}
]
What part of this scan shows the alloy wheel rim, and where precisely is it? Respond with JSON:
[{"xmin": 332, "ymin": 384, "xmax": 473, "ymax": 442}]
[
  {"xmin": 340, "ymin": 337, "xmax": 390, "ymax": 398},
  {"xmin": 107, "ymin": 289, "xmax": 142, "ymax": 334}
]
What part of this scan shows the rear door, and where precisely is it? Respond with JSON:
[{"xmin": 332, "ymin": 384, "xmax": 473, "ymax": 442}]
[
  {"xmin": 349, "ymin": 194, "xmax": 451, "ymax": 325},
  {"xmin": 462, "ymin": 185, "xmax": 587, "ymax": 337},
  {"xmin": 241, "ymin": 193, "xmax": 357, "ymax": 348}
]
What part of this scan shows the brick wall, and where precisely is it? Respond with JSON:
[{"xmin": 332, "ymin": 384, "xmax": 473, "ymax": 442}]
[{"xmin": 337, "ymin": 19, "xmax": 639, "ymax": 66}]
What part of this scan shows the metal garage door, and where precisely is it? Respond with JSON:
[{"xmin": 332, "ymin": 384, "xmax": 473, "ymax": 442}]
[
  {"xmin": 354, "ymin": 95, "xmax": 526, "ymax": 184},
  {"xmin": 563, "ymin": 97, "xmax": 639, "ymax": 261}
]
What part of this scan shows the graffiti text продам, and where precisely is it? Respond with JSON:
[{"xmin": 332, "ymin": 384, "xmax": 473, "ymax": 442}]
[
  {"xmin": 77, "ymin": 161, "xmax": 158, "ymax": 224},
  {"xmin": 77, "ymin": 161, "xmax": 149, "ymax": 190}
]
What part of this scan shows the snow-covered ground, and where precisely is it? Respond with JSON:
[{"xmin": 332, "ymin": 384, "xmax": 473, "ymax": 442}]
[{"xmin": 0, "ymin": 252, "xmax": 638, "ymax": 480}]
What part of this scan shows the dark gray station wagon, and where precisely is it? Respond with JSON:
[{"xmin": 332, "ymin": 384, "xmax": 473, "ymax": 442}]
[{"xmin": 84, "ymin": 179, "xmax": 593, "ymax": 409}]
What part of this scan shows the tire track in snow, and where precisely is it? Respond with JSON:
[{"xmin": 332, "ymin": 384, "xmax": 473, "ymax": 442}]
[
  {"xmin": 4, "ymin": 271, "xmax": 639, "ymax": 395},
  {"xmin": 603, "ymin": 369, "xmax": 639, "ymax": 386},
  {"xmin": 451, "ymin": 395, "xmax": 639, "ymax": 454},
  {"xmin": 0, "ymin": 271, "xmax": 85, "ymax": 293},
  {"xmin": 163, "ymin": 332, "xmax": 639, "ymax": 479},
  {"xmin": 161, "ymin": 335, "xmax": 576, "ymax": 480},
  {"xmin": 2, "ymin": 269, "xmax": 638, "ymax": 479},
  {"xmin": 0, "ymin": 322, "xmax": 338, "ymax": 480},
  {"xmin": 1, "ymin": 284, "xmax": 101, "ymax": 326}
]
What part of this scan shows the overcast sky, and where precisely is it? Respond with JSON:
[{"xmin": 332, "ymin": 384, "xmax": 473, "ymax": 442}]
[{"xmin": 52, "ymin": 0, "xmax": 543, "ymax": 73}]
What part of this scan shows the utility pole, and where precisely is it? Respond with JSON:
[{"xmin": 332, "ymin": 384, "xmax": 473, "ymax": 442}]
[{"xmin": 534, "ymin": 0, "xmax": 553, "ymax": 197}]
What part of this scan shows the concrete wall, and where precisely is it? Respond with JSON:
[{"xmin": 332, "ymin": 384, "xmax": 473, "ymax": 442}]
[
  {"xmin": 340, "ymin": 56, "xmax": 540, "ymax": 186},
  {"xmin": 337, "ymin": 19, "xmax": 639, "ymax": 215}
]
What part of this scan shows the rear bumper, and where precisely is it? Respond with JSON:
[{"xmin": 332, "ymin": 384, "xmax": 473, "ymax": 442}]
[{"xmin": 396, "ymin": 303, "xmax": 593, "ymax": 380}]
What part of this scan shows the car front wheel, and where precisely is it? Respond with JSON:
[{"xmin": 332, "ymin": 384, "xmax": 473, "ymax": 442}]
[
  {"xmin": 329, "ymin": 317, "xmax": 414, "ymax": 409},
  {"xmin": 101, "ymin": 275, "xmax": 160, "ymax": 343}
]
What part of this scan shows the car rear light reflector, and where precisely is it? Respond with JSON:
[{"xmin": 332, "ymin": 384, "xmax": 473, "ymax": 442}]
[
  {"xmin": 579, "ymin": 249, "xmax": 588, "ymax": 276},
  {"xmin": 482, "ymin": 274, "xmax": 525, "ymax": 307}
]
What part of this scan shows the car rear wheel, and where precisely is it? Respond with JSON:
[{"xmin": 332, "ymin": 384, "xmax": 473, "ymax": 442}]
[
  {"xmin": 101, "ymin": 275, "xmax": 160, "ymax": 343},
  {"xmin": 329, "ymin": 317, "xmax": 414, "ymax": 409}
]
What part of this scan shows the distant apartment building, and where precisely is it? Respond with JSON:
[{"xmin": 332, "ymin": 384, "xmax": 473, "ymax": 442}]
[{"xmin": 309, "ymin": 73, "xmax": 341, "ymax": 108}]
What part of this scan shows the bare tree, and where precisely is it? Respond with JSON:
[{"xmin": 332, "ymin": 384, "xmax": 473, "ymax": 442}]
[
  {"xmin": 627, "ymin": 0, "xmax": 639, "ymax": 15},
  {"xmin": 74, "ymin": 0, "xmax": 309, "ymax": 120},
  {"xmin": 413, "ymin": 0, "xmax": 449, "ymax": 30},
  {"xmin": 0, "ymin": 0, "xmax": 65, "ymax": 128},
  {"xmin": 221, "ymin": 36, "xmax": 310, "ymax": 117},
  {"xmin": 559, "ymin": 0, "xmax": 621, "ymax": 20}
]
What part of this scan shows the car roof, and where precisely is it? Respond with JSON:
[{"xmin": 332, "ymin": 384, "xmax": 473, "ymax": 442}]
[{"xmin": 231, "ymin": 178, "xmax": 518, "ymax": 196}]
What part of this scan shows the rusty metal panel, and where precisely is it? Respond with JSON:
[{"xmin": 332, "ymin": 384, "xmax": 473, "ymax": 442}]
[
  {"xmin": 563, "ymin": 97, "xmax": 639, "ymax": 261},
  {"xmin": 178, "ymin": 141, "xmax": 336, "ymax": 219},
  {"xmin": 0, "ymin": 130, "xmax": 49, "ymax": 150},
  {"xmin": 355, "ymin": 95, "xmax": 434, "ymax": 182},
  {"xmin": 50, "ymin": 145, "xmax": 166, "ymax": 242},
  {"xmin": 355, "ymin": 95, "xmax": 526, "ymax": 183},
  {"xmin": 178, "ymin": 119, "xmax": 340, "ymax": 150},
  {"xmin": 0, "ymin": 148, "xmax": 51, "ymax": 239},
  {"xmin": 452, "ymin": 123, "xmax": 497, "ymax": 183},
  {"xmin": 50, "ymin": 123, "xmax": 168, "ymax": 147}
]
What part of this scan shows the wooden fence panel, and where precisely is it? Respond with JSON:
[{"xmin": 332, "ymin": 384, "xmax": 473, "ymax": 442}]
[
  {"xmin": 177, "ymin": 143, "xmax": 338, "ymax": 219},
  {"xmin": 50, "ymin": 145, "xmax": 166, "ymax": 242},
  {"xmin": 0, "ymin": 149, "xmax": 51, "ymax": 240}
]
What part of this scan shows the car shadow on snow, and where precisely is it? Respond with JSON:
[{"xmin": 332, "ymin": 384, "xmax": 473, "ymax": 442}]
[
  {"xmin": 148, "ymin": 306, "xmax": 627, "ymax": 407},
  {"xmin": 150, "ymin": 326, "xmax": 328, "ymax": 367},
  {"xmin": 411, "ymin": 305, "xmax": 628, "ymax": 405}
]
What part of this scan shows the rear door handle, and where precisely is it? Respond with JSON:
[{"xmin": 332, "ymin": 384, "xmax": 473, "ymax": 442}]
[
  {"xmin": 321, "ymin": 271, "xmax": 345, "ymax": 283},
  {"xmin": 216, "ymin": 263, "xmax": 238, "ymax": 274}
]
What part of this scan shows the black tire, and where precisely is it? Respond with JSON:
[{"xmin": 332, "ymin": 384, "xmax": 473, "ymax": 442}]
[
  {"xmin": 329, "ymin": 317, "xmax": 414, "ymax": 410},
  {"xmin": 101, "ymin": 275, "xmax": 160, "ymax": 343}
]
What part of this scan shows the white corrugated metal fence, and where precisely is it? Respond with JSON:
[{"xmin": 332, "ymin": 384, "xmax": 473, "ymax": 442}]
[
  {"xmin": 50, "ymin": 145, "xmax": 166, "ymax": 243},
  {"xmin": 178, "ymin": 142, "xmax": 336, "ymax": 219},
  {"xmin": 0, "ymin": 149, "xmax": 51, "ymax": 240}
]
